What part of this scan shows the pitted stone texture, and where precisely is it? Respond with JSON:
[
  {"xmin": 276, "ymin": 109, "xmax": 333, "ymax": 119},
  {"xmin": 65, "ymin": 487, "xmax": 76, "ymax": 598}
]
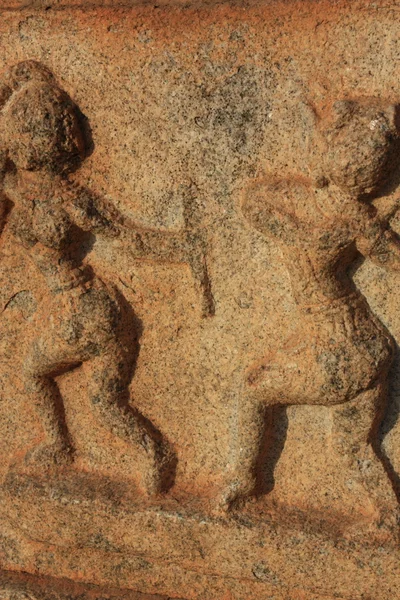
[
  {"xmin": 1, "ymin": 2, "xmax": 400, "ymax": 600},
  {"xmin": 0, "ymin": 571, "xmax": 173, "ymax": 600}
]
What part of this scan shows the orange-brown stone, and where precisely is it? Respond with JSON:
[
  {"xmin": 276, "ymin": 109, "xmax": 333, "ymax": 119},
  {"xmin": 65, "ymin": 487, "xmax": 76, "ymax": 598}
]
[{"xmin": 1, "ymin": 2, "xmax": 400, "ymax": 599}]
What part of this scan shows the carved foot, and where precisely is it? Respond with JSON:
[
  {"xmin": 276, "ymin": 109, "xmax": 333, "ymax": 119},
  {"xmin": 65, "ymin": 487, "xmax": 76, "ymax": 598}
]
[
  {"xmin": 337, "ymin": 446, "xmax": 400, "ymax": 544},
  {"xmin": 23, "ymin": 442, "xmax": 74, "ymax": 470},
  {"xmin": 213, "ymin": 476, "xmax": 257, "ymax": 515}
]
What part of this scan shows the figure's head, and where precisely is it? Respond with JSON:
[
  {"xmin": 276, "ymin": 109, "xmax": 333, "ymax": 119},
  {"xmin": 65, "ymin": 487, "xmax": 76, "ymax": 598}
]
[
  {"xmin": 310, "ymin": 99, "xmax": 400, "ymax": 198},
  {"xmin": 0, "ymin": 61, "xmax": 86, "ymax": 174}
]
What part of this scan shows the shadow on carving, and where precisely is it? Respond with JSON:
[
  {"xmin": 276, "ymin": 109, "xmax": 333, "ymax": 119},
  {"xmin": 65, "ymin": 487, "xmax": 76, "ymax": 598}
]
[
  {"xmin": 0, "ymin": 60, "xmax": 180, "ymax": 495},
  {"xmin": 349, "ymin": 254, "xmax": 400, "ymax": 502},
  {"xmin": 111, "ymin": 286, "xmax": 178, "ymax": 492},
  {"xmin": 379, "ymin": 343, "xmax": 400, "ymax": 502},
  {"xmin": 254, "ymin": 405, "xmax": 289, "ymax": 497},
  {"xmin": 224, "ymin": 98, "xmax": 400, "ymax": 540}
]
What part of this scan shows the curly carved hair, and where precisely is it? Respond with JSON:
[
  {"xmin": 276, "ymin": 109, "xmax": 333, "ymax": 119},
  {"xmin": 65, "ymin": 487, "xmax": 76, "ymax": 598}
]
[
  {"xmin": 0, "ymin": 60, "xmax": 86, "ymax": 174},
  {"xmin": 305, "ymin": 97, "xmax": 400, "ymax": 197}
]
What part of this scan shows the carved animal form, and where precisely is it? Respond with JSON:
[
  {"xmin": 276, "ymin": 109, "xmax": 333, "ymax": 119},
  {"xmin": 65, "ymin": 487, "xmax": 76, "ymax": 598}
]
[
  {"xmin": 232, "ymin": 99, "xmax": 400, "ymax": 535},
  {"xmin": 0, "ymin": 61, "xmax": 212, "ymax": 494}
]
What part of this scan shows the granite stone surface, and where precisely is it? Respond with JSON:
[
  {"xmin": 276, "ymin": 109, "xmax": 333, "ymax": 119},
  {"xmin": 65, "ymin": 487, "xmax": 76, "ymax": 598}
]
[{"xmin": 1, "ymin": 1, "xmax": 400, "ymax": 599}]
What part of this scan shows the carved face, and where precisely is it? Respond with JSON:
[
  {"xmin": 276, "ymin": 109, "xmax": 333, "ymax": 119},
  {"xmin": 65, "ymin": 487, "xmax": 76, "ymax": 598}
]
[
  {"xmin": 320, "ymin": 100, "xmax": 400, "ymax": 198},
  {"xmin": 2, "ymin": 81, "xmax": 85, "ymax": 173}
]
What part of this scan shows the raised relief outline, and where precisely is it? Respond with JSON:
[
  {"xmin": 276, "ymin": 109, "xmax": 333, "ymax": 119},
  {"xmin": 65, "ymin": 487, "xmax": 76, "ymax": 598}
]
[
  {"xmin": 228, "ymin": 98, "xmax": 400, "ymax": 537},
  {"xmin": 0, "ymin": 61, "xmax": 214, "ymax": 494}
]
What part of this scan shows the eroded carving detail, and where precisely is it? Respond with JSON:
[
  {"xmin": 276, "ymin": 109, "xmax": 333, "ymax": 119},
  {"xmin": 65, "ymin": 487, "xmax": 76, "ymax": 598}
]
[
  {"xmin": 0, "ymin": 590, "xmax": 36, "ymax": 600},
  {"xmin": 0, "ymin": 61, "xmax": 213, "ymax": 494},
  {"xmin": 230, "ymin": 98, "xmax": 400, "ymax": 534},
  {"xmin": 0, "ymin": 570, "xmax": 170, "ymax": 600}
]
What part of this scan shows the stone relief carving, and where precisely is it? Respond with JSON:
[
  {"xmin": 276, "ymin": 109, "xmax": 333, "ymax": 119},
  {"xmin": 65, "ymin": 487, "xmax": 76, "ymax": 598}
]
[
  {"xmin": 224, "ymin": 98, "xmax": 400, "ymax": 534},
  {"xmin": 1, "ymin": 60, "xmax": 400, "ymax": 527},
  {"xmin": 1, "ymin": 63, "xmax": 400, "ymax": 526},
  {"xmin": 0, "ymin": 61, "xmax": 214, "ymax": 494},
  {"xmin": 4, "ymin": 3, "xmax": 400, "ymax": 599},
  {"xmin": 0, "ymin": 590, "xmax": 36, "ymax": 600}
]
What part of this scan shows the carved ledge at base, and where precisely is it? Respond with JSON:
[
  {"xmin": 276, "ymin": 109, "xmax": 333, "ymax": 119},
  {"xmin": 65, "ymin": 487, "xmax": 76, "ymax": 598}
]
[{"xmin": 1, "ymin": 2, "xmax": 400, "ymax": 600}]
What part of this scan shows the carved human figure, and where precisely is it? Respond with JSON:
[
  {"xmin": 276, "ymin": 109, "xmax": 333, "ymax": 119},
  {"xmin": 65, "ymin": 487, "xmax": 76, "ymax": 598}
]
[
  {"xmin": 0, "ymin": 61, "xmax": 212, "ymax": 494},
  {"xmin": 230, "ymin": 99, "xmax": 400, "ymax": 532}
]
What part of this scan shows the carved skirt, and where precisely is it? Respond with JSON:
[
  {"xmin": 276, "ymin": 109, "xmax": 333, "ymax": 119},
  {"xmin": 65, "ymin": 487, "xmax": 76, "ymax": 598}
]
[
  {"xmin": 246, "ymin": 293, "xmax": 394, "ymax": 406},
  {"xmin": 23, "ymin": 277, "xmax": 121, "ymax": 377}
]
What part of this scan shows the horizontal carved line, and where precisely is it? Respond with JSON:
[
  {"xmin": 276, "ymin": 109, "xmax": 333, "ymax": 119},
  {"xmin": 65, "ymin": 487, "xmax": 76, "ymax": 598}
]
[{"xmin": 0, "ymin": 570, "xmax": 172, "ymax": 600}]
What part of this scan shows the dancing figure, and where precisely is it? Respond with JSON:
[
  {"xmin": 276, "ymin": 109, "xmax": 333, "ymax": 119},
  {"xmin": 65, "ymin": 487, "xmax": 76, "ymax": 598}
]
[
  {"xmin": 0, "ymin": 61, "xmax": 177, "ymax": 493},
  {"xmin": 229, "ymin": 99, "xmax": 400, "ymax": 533}
]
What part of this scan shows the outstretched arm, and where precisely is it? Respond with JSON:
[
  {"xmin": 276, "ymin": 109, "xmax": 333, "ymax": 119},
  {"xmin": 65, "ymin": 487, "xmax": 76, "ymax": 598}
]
[
  {"xmin": 64, "ymin": 183, "xmax": 121, "ymax": 238},
  {"xmin": 119, "ymin": 197, "xmax": 215, "ymax": 317},
  {"xmin": 65, "ymin": 181, "xmax": 197, "ymax": 261},
  {"xmin": 67, "ymin": 182, "xmax": 215, "ymax": 317},
  {"xmin": 66, "ymin": 183, "xmax": 189, "ymax": 257}
]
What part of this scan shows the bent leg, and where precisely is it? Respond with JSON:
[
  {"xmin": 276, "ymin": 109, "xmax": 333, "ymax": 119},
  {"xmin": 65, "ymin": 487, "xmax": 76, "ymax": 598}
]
[
  {"xmin": 22, "ymin": 334, "xmax": 84, "ymax": 467},
  {"xmin": 87, "ymin": 343, "xmax": 174, "ymax": 494},
  {"xmin": 330, "ymin": 384, "xmax": 399, "ymax": 537}
]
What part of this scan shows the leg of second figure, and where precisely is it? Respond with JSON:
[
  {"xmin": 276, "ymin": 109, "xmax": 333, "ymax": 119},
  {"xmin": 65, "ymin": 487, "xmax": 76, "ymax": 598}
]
[
  {"xmin": 330, "ymin": 383, "xmax": 399, "ymax": 541},
  {"xmin": 218, "ymin": 393, "xmax": 267, "ymax": 511}
]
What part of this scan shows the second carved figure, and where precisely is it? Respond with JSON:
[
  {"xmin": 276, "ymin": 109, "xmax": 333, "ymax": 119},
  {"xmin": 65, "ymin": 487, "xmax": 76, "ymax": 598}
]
[{"xmin": 232, "ymin": 99, "xmax": 400, "ymax": 536}]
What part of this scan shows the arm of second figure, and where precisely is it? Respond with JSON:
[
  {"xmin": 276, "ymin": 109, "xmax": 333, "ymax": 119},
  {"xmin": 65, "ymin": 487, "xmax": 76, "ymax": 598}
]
[{"xmin": 357, "ymin": 209, "xmax": 400, "ymax": 271}]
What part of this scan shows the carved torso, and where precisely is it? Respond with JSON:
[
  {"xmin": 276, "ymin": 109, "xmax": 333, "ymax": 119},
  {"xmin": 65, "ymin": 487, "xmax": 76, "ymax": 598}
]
[
  {"xmin": 244, "ymin": 179, "xmax": 395, "ymax": 403},
  {"xmin": 5, "ymin": 172, "xmax": 91, "ymax": 293}
]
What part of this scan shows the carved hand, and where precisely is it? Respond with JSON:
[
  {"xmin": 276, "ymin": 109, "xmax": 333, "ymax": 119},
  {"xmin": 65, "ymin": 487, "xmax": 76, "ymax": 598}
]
[{"xmin": 64, "ymin": 184, "xmax": 121, "ymax": 238}]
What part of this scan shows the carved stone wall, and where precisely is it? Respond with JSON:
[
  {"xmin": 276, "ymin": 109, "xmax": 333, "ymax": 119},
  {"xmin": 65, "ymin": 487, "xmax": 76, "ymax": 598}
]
[{"xmin": 1, "ymin": 1, "xmax": 400, "ymax": 599}]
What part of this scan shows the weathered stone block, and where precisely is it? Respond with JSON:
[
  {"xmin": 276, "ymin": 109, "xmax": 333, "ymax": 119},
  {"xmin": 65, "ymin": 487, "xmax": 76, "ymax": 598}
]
[{"xmin": 1, "ymin": 1, "xmax": 400, "ymax": 599}]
